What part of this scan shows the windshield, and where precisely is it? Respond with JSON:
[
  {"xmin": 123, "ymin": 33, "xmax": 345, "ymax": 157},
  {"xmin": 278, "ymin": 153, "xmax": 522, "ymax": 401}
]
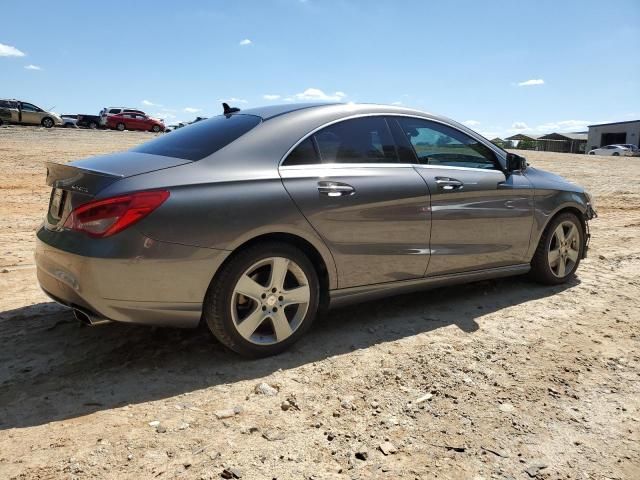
[{"xmin": 132, "ymin": 114, "xmax": 262, "ymax": 161}]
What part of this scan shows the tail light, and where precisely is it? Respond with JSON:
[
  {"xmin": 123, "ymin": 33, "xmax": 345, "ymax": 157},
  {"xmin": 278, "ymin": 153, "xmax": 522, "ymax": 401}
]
[{"xmin": 64, "ymin": 190, "xmax": 169, "ymax": 238}]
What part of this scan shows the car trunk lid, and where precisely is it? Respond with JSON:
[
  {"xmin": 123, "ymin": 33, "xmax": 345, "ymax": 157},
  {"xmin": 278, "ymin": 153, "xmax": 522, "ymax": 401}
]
[{"xmin": 44, "ymin": 152, "xmax": 190, "ymax": 229}]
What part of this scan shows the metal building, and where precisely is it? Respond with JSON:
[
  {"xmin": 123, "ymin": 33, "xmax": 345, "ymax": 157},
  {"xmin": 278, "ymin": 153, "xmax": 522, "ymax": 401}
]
[
  {"xmin": 537, "ymin": 132, "xmax": 587, "ymax": 153},
  {"xmin": 587, "ymin": 120, "xmax": 640, "ymax": 151}
]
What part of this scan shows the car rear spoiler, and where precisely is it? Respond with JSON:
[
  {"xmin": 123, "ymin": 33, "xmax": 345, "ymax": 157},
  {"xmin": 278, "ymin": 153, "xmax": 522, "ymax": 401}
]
[{"xmin": 44, "ymin": 161, "xmax": 122, "ymax": 196}]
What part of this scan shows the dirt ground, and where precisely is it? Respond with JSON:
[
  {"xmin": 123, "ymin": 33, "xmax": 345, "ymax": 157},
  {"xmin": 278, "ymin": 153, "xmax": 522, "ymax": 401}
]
[{"xmin": 0, "ymin": 126, "xmax": 638, "ymax": 480}]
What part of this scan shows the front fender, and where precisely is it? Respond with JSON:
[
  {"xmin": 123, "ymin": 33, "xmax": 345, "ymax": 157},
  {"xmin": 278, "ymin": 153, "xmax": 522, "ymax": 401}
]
[{"xmin": 526, "ymin": 190, "xmax": 589, "ymax": 261}]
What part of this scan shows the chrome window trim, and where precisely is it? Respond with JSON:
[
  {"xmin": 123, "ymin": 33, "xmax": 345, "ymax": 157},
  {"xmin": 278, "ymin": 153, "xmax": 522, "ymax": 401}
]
[
  {"xmin": 279, "ymin": 162, "xmax": 505, "ymax": 174},
  {"xmin": 412, "ymin": 164, "xmax": 507, "ymax": 174},
  {"xmin": 278, "ymin": 112, "xmax": 507, "ymax": 171},
  {"xmin": 279, "ymin": 162, "xmax": 413, "ymax": 171}
]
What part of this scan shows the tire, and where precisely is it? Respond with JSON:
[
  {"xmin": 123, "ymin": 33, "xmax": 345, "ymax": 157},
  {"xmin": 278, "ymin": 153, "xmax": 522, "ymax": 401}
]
[
  {"xmin": 151, "ymin": 125, "xmax": 160, "ymax": 133},
  {"xmin": 588, "ymin": 151, "xmax": 595, "ymax": 155},
  {"xmin": 612, "ymin": 152, "xmax": 619, "ymax": 156},
  {"xmin": 203, "ymin": 242, "xmax": 320, "ymax": 357},
  {"xmin": 41, "ymin": 117, "xmax": 54, "ymax": 128},
  {"xmin": 530, "ymin": 212, "xmax": 583, "ymax": 285},
  {"xmin": 89, "ymin": 122, "xmax": 97, "ymax": 129},
  {"xmin": 116, "ymin": 122, "xmax": 125, "ymax": 131}
]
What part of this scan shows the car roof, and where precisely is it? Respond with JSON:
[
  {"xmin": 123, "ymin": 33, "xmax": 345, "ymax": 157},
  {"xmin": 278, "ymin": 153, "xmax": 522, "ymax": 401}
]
[{"xmin": 235, "ymin": 102, "xmax": 438, "ymax": 121}]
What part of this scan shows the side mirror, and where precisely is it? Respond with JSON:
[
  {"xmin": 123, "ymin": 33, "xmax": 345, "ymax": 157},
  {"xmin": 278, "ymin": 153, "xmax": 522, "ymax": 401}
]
[{"xmin": 506, "ymin": 153, "xmax": 527, "ymax": 172}]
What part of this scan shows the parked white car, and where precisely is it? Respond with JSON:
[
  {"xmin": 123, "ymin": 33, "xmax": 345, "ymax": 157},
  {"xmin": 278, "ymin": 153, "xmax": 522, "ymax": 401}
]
[{"xmin": 588, "ymin": 145, "xmax": 635, "ymax": 156}]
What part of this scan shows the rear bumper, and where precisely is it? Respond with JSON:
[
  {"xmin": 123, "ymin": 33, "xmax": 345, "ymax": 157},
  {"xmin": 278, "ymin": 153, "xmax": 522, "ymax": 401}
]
[{"xmin": 35, "ymin": 227, "xmax": 230, "ymax": 328}]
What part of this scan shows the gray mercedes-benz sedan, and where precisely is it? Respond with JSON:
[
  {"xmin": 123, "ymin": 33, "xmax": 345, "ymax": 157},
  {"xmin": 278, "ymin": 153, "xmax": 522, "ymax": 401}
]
[{"xmin": 36, "ymin": 103, "xmax": 596, "ymax": 357}]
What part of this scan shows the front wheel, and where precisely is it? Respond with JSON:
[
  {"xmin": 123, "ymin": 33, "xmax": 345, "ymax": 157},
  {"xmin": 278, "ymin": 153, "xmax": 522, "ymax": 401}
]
[
  {"xmin": 530, "ymin": 212, "xmax": 583, "ymax": 284},
  {"xmin": 203, "ymin": 242, "xmax": 320, "ymax": 357},
  {"xmin": 612, "ymin": 152, "xmax": 620, "ymax": 156},
  {"xmin": 116, "ymin": 122, "xmax": 125, "ymax": 131},
  {"xmin": 89, "ymin": 121, "xmax": 97, "ymax": 129},
  {"xmin": 41, "ymin": 117, "xmax": 54, "ymax": 128},
  {"xmin": 588, "ymin": 151, "xmax": 595, "ymax": 155},
  {"xmin": 151, "ymin": 125, "xmax": 160, "ymax": 133}
]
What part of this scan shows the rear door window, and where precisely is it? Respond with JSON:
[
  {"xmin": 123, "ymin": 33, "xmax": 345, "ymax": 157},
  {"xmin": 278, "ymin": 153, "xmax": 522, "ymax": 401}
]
[
  {"xmin": 283, "ymin": 138, "xmax": 319, "ymax": 166},
  {"xmin": 132, "ymin": 114, "xmax": 262, "ymax": 160},
  {"xmin": 315, "ymin": 117, "xmax": 398, "ymax": 164}
]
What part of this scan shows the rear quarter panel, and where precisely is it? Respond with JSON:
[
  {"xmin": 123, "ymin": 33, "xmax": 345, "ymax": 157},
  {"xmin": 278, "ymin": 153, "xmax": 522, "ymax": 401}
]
[{"xmin": 98, "ymin": 159, "xmax": 339, "ymax": 289}]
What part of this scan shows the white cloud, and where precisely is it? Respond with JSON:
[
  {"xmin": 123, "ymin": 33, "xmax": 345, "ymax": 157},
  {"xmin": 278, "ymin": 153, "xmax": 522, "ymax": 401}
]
[
  {"xmin": 142, "ymin": 99, "xmax": 162, "ymax": 107},
  {"xmin": 24, "ymin": 64, "xmax": 41, "ymax": 70},
  {"xmin": 263, "ymin": 94, "xmax": 281, "ymax": 100},
  {"xmin": 218, "ymin": 97, "xmax": 248, "ymax": 104},
  {"xmin": 531, "ymin": 119, "xmax": 594, "ymax": 133},
  {"xmin": 517, "ymin": 79, "xmax": 544, "ymax": 87},
  {"xmin": 0, "ymin": 43, "xmax": 25, "ymax": 57},
  {"xmin": 294, "ymin": 88, "xmax": 346, "ymax": 101},
  {"xmin": 183, "ymin": 107, "xmax": 201, "ymax": 113},
  {"xmin": 462, "ymin": 120, "xmax": 480, "ymax": 126},
  {"xmin": 511, "ymin": 122, "xmax": 529, "ymax": 131},
  {"xmin": 153, "ymin": 112, "xmax": 176, "ymax": 120},
  {"xmin": 239, "ymin": 39, "xmax": 252, "ymax": 46}
]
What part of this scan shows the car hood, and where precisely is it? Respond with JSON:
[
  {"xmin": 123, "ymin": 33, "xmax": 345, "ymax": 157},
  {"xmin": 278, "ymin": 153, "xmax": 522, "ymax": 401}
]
[{"xmin": 524, "ymin": 166, "xmax": 584, "ymax": 193}]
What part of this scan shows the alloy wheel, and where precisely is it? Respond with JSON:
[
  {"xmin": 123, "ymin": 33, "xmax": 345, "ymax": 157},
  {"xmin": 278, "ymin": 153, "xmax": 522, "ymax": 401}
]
[
  {"xmin": 548, "ymin": 221, "xmax": 580, "ymax": 278},
  {"xmin": 230, "ymin": 256, "xmax": 310, "ymax": 345}
]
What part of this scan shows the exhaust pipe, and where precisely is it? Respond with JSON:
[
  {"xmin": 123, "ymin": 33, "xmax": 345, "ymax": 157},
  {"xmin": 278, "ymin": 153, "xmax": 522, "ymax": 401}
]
[{"xmin": 73, "ymin": 308, "xmax": 111, "ymax": 326}]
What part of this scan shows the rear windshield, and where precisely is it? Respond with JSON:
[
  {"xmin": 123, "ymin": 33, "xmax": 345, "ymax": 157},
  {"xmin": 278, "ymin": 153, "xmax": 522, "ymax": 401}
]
[{"xmin": 132, "ymin": 114, "xmax": 262, "ymax": 161}]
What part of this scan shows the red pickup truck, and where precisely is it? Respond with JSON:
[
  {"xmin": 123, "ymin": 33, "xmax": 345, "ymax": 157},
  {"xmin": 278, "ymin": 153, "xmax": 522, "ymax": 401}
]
[{"xmin": 106, "ymin": 112, "xmax": 165, "ymax": 132}]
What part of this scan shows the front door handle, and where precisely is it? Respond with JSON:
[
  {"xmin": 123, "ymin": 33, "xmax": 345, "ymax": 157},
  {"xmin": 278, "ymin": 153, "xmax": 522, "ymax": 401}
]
[
  {"xmin": 435, "ymin": 177, "xmax": 464, "ymax": 191},
  {"xmin": 317, "ymin": 181, "xmax": 355, "ymax": 197}
]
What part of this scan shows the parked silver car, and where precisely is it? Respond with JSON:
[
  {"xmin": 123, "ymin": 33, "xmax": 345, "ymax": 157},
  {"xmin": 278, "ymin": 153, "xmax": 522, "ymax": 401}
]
[{"xmin": 35, "ymin": 103, "xmax": 596, "ymax": 356}]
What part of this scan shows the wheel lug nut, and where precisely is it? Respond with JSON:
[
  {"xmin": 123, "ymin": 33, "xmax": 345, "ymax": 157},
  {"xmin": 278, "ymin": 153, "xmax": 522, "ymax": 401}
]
[
  {"xmin": 278, "ymin": 296, "xmax": 283, "ymax": 301},
  {"xmin": 272, "ymin": 288, "xmax": 277, "ymax": 293},
  {"xmin": 262, "ymin": 306, "xmax": 267, "ymax": 311},
  {"xmin": 273, "ymin": 307, "xmax": 278, "ymax": 312},
  {"xmin": 261, "ymin": 293, "xmax": 266, "ymax": 299}
]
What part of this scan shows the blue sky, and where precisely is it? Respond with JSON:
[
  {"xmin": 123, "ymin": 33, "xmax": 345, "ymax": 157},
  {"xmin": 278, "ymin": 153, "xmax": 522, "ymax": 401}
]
[{"xmin": 2, "ymin": 0, "xmax": 639, "ymax": 138}]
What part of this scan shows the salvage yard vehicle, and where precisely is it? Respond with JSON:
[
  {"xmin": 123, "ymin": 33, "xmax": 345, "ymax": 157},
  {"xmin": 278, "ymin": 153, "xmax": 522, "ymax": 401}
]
[
  {"xmin": 0, "ymin": 99, "xmax": 63, "ymax": 128},
  {"xmin": 99, "ymin": 107, "xmax": 147, "ymax": 127},
  {"xmin": 60, "ymin": 115, "xmax": 79, "ymax": 128},
  {"xmin": 76, "ymin": 114, "xmax": 101, "ymax": 129},
  {"xmin": 36, "ymin": 103, "xmax": 596, "ymax": 357},
  {"xmin": 588, "ymin": 144, "xmax": 635, "ymax": 156},
  {"xmin": 106, "ymin": 112, "xmax": 165, "ymax": 132}
]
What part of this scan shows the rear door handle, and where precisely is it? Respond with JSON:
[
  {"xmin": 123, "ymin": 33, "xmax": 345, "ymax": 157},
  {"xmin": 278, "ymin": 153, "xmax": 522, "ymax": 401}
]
[
  {"xmin": 435, "ymin": 177, "xmax": 464, "ymax": 191},
  {"xmin": 317, "ymin": 181, "xmax": 355, "ymax": 197}
]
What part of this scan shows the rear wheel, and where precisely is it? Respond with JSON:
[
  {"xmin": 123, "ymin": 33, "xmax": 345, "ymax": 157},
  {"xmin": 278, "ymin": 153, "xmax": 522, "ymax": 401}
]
[
  {"xmin": 612, "ymin": 152, "xmax": 620, "ymax": 156},
  {"xmin": 41, "ymin": 117, "xmax": 54, "ymax": 128},
  {"xmin": 530, "ymin": 212, "xmax": 583, "ymax": 284},
  {"xmin": 203, "ymin": 242, "xmax": 319, "ymax": 357},
  {"xmin": 588, "ymin": 151, "xmax": 595, "ymax": 155},
  {"xmin": 89, "ymin": 121, "xmax": 97, "ymax": 129},
  {"xmin": 116, "ymin": 122, "xmax": 125, "ymax": 131}
]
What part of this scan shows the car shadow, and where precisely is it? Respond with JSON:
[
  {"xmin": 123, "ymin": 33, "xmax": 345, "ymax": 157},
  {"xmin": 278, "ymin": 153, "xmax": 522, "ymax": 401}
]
[{"xmin": 0, "ymin": 275, "xmax": 578, "ymax": 430}]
